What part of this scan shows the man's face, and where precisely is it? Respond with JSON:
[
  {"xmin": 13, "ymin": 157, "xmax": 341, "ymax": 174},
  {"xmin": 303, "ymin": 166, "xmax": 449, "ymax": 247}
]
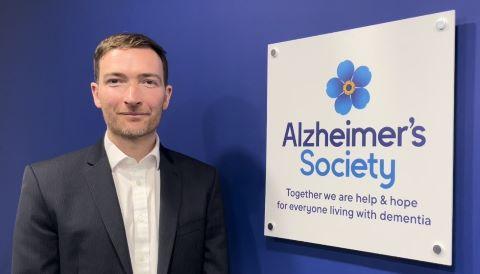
[{"xmin": 91, "ymin": 48, "xmax": 172, "ymax": 140}]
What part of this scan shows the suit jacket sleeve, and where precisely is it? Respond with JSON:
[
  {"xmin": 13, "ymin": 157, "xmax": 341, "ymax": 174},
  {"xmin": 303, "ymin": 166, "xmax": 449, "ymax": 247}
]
[
  {"xmin": 203, "ymin": 169, "xmax": 229, "ymax": 274},
  {"xmin": 12, "ymin": 165, "xmax": 59, "ymax": 274}
]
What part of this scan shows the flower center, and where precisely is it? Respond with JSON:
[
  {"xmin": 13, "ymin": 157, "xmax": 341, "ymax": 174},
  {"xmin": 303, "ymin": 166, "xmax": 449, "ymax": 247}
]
[{"xmin": 343, "ymin": 80, "xmax": 356, "ymax": 95}]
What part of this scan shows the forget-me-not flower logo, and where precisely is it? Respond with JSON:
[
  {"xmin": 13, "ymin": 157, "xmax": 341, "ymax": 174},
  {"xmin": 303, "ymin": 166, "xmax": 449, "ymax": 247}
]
[{"xmin": 326, "ymin": 60, "xmax": 372, "ymax": 115}]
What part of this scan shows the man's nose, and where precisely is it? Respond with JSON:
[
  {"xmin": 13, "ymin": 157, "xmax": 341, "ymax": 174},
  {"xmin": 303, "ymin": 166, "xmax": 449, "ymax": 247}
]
[{"xmin": 124, "ymin": 84, "xmax": 142, "ymax": 106}]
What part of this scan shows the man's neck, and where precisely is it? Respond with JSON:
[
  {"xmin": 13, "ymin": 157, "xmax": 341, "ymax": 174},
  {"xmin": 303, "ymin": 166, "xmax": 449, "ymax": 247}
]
[{"xmin": 107, "ymin": 130, "xmax": 157, "ymax": 162}]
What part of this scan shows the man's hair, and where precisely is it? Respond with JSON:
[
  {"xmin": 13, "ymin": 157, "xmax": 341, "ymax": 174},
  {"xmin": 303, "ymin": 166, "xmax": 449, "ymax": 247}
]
[{"xmin": 93, "ymin": 33, "xmax": 168, "ymax": 84}]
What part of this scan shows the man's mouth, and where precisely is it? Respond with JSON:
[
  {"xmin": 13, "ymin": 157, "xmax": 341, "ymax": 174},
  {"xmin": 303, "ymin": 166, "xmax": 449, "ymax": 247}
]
[{"xmin": 118, "ymin": 112, "xmax": 149, "ymax": 116}]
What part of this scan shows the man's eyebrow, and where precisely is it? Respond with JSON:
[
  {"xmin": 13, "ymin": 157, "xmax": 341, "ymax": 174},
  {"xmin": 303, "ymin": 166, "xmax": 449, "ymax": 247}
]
[
  {"xmin": 103, "ymin": 72, "xmax": 127, "ymax": 78},
  {"xmin": 138, "ymin": 73, "xmax": 162, "ymax": 81}
]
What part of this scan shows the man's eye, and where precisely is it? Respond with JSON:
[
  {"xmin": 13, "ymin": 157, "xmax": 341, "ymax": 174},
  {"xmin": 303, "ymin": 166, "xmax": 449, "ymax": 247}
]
[
  {"xmin": 142, "ymin": 79, "xmax": 158, "ymax": 87},
  {"xmin": 106, "ymin": 79, "xmax": 120, "ymax": 85}
]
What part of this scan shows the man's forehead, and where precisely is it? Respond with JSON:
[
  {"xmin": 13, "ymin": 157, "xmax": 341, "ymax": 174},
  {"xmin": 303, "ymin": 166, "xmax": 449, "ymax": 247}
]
[{"xmin": 99, "ymin": 48, "xmax": 164, "ymax": 72}]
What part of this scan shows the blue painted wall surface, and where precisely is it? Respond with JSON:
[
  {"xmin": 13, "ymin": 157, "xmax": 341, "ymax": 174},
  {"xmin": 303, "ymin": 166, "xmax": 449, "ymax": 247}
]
[{"xmin": 1, "ymin": 0, "xmax": 479, "ymax": 273}]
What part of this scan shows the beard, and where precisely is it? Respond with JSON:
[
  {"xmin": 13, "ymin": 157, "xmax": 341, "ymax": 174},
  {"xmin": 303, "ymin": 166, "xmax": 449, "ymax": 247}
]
[{"xmin": 102, "ymin": 109, "xmax": 162, "ymax": 140}]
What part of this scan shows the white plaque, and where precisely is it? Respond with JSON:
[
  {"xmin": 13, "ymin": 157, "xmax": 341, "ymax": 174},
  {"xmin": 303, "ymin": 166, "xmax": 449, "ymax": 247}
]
[{"xmin": 265, "ymin": 10, "xmax": 455, "ymax": 265}]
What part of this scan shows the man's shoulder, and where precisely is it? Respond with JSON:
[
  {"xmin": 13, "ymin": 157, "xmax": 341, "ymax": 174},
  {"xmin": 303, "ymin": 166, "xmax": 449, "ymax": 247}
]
[
  {"xmin": 162, "ymin": 146, "xmax": 216, "ymax": 175},
  {"xmin": 29, "ymin": 142, "xmax": 99, "ymax": 173}
]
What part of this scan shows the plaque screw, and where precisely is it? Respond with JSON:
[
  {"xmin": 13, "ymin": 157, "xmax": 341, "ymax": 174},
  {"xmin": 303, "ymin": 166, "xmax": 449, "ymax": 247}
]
[
  {"xmin": 433, "ymin": 244, "xmax": 442, "ymax": 255},
  {"xmin": 270, "ymin": 48, "xmax": 278, "ymax": 57},
  {"xmin": 267, "ymin": 222, "xmax": 274, "ymax": 231},
  {"xmin": 436, "ymin": 18, "xmax": 447, "ymax": 31}
]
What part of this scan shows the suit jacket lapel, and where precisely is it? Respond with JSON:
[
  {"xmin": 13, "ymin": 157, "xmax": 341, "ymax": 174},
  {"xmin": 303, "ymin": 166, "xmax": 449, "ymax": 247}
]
[
  {"xmin": 83, "ymin": 141, "xmax": 133, "ymax": 274},
  {"xmin": 157, "ymin": 145, "xmax": 181, "ymax": 274}
]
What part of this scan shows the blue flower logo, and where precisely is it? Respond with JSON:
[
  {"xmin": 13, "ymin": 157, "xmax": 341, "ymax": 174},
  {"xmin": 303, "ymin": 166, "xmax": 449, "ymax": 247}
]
[{"xmin": 326, "ymin": 60, "xmax": 372, "ymax": 115}]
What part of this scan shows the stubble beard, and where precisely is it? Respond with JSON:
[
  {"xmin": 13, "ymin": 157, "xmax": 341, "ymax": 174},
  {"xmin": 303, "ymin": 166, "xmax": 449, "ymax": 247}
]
[{"xmin": 103, "ymin": 110, "xmax": 162, "ymax": 140}]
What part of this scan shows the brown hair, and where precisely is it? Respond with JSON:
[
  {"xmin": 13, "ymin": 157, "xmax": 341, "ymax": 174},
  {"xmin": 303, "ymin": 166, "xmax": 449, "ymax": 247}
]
[{"xmin": 93, "ymin": 33, "xmax": 168, "ymax": 84}]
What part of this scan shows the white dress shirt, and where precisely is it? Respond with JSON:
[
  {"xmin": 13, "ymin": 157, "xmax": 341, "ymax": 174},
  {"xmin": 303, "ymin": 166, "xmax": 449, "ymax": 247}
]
[{"xmin": 104, "ymin": 133, "xmax": 160, "ymax": 274}]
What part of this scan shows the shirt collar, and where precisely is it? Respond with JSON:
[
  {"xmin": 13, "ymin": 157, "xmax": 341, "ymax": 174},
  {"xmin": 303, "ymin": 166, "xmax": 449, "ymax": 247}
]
[{"xmin": 104, "ymin": 132, "xmax": 160, "ymax": 170}]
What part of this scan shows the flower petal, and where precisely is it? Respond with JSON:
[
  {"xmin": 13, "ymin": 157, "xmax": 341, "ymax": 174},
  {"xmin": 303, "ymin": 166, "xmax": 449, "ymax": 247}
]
[
  {"xmin": 337, "ymin": 60, "xmax": 354, "ymax": 82},
  {"xmin": 352, "ymin": 66, "xmax": 371, "ymax": 87},
  {"xmin": 326, "ymin": 78, "xmax": 343, "ymax": 98},
  {"xmin": 352, "ymin": 87, "xmax": 370, "ymax": 109},
  {"xmin": 335, "ymin": 93, "xmax": 352, "ymax": 115}
]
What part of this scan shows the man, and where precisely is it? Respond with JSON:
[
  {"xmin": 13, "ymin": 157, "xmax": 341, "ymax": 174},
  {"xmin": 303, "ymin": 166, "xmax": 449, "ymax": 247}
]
[{"xmin": 12, "ymin": 33, "xmax": 228, "ymax": 274}]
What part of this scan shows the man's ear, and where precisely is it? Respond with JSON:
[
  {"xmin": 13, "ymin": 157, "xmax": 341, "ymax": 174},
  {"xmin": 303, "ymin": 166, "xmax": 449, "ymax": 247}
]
[
  {"xmin": 91, "ymin": 82, "xmax": 102, "ymax": 109},
  {"xmin": 162, "ymin": 85, "xmax": 173, "ymax": 110}
]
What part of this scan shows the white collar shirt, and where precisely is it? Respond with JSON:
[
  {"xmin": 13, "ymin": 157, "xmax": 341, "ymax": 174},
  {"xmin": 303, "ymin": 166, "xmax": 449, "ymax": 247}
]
[{"xmin": 104, "ymin": 133, "xmax": 160, "ymax": 274}]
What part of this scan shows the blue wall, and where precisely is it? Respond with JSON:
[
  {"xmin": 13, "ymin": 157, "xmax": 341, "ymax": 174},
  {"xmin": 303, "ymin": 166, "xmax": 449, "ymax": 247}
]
[{"xmin": 1, "ymin": 0, "xmax": 479, "ymax": 273}]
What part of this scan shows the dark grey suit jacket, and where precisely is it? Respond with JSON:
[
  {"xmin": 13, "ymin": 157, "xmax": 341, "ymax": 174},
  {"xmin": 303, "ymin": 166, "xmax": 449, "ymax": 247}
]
[{"xmin": 12, "ymin": 140, "xmax": 228, "ymax": 274}]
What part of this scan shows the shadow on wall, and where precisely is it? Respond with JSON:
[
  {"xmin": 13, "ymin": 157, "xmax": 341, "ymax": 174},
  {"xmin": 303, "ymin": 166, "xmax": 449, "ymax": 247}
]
[
  {"xmin": 451, "ymin": 21, "xmax": 477, "ymax": 274},
  {"xmin": 202, "ymin": 95, "xmax": 266, "ymax": 274}
]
